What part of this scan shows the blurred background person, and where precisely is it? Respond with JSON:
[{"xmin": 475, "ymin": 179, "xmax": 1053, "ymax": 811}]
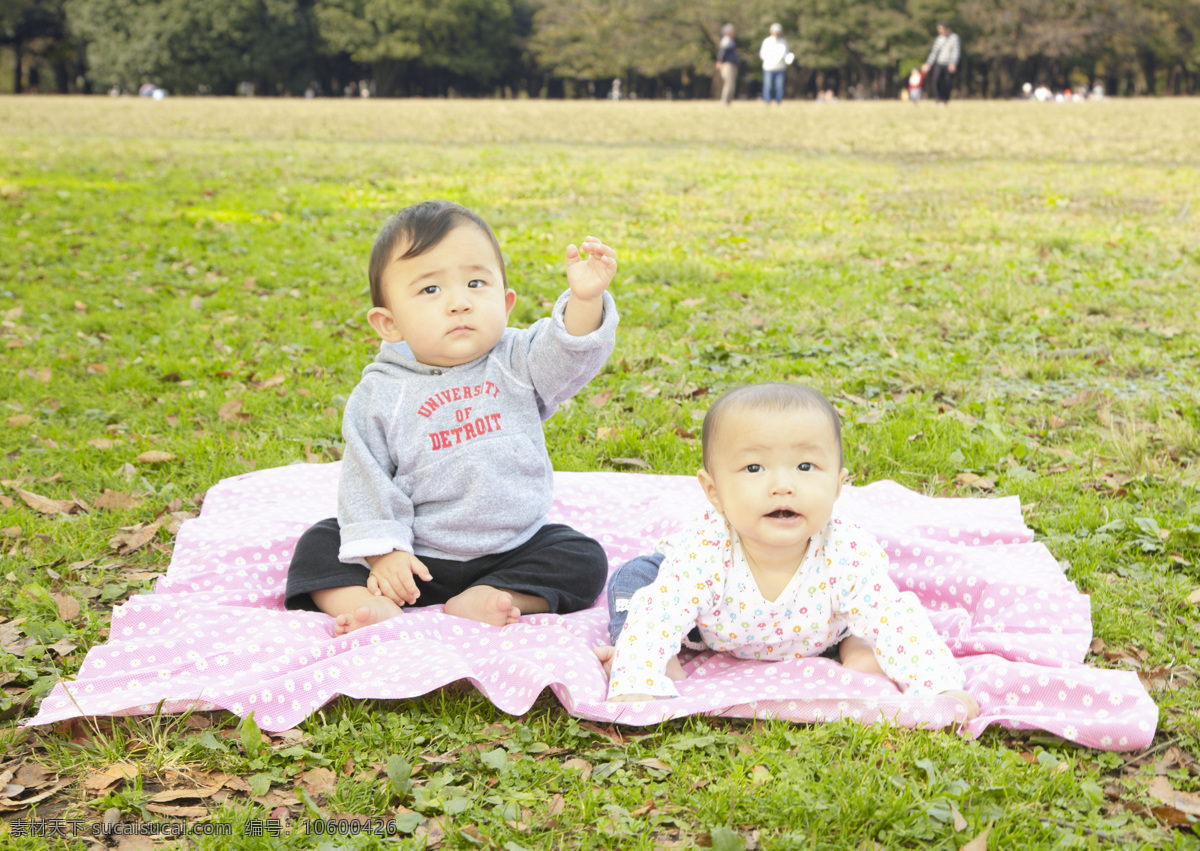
[
  {"xmin": 759, "ymin": 23, "xmax": 789, "ymax": 104},
  {"xmin": 921, "ymin": 21, "xmax": 960, "ymax": 106},
  {"xmin": 715, "ymin": 23, "xmax": 739, "ymax": 105}
]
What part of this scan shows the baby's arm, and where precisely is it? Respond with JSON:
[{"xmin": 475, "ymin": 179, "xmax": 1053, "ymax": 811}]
[
  {"xmin": 841, "ymin": 630, "xmax": 978, "ymax": 719},
  {"xmin": 833, "ymin": 526, "xmax": 967, "ymax": 696},
  {"xmin": 562, "ymin": 236, "xmax": 617, "ymax": 336},
  {"xmin": 605, "ymin": 535, "xmax": 712, "ymax": 701},
  {"xmin": 337, "ymin": 383, "xmax": 420, "ymax": 568}
]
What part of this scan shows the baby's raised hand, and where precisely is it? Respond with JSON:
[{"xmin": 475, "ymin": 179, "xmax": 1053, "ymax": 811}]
[
  {"xmin": 564, "ymin": 236, "xmax": 617, "ymax": 301},
  {"xmin": 366, "ymin": 550, "xmax": 432, "ymax": 607}
]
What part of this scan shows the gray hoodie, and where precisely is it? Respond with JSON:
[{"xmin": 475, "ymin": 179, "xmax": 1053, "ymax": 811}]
[{"xmin": 337, "ymin": 289, "xmax": 618, "ymax": 564}]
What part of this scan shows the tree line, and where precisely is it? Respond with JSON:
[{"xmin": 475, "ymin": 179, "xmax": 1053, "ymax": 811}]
[{"xmin": 3, "ymin": 0, "xmax": 1199, "ymax": 99}]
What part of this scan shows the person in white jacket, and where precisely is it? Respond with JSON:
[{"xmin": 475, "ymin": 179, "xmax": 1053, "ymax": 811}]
[{"xmin": 759, "ymin": 23, "xmax": 790, "ymax": 104}]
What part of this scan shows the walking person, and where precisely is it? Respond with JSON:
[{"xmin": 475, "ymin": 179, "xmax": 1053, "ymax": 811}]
[
  {"xmin": 921, "ymin": 21, "xmax": 960, "ymax": 106},
  {"xmin": 759, "ymin": 23, "xmax": 789, "ymax": 104},
  {"xmin": 715, "ymin": 23, "xmax": 738, "ymax": 105}
]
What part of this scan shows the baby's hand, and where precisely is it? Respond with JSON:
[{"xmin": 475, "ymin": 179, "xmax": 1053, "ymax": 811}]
[
  {"xmin": 941, "ymin": 688, "xmax": 979, "ymax": 721},
  {"xmin": 608, "ymin": 693, "xmax": 658, "ymax": 703},
  {"xmin": 564, "ymin": 236, "xmax": 617, "ymax": 301},
  {"xmin": 366, "ymin": 550, "xmax": 432, "ymax": 606}
]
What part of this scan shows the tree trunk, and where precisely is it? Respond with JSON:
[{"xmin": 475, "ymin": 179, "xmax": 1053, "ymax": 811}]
[
  {"xmin": 1139, "ymin": 52, "xmax": 1156, "ymax": 94},
  {"xmin": 13, "ymin": 42, "xmax": 22, "ymax": 94},
  {"xmin": 372, "ymin": 59, "xmax": 404, "ymax": 97}
]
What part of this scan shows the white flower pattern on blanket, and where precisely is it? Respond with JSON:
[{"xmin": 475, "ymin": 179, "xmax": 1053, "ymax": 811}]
[{"xmin": 27, "ymin": 465, "xmax": 1157, "ymax": 750}]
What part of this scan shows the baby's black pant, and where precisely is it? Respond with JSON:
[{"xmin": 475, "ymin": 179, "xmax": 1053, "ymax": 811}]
[{"xmin": 284, "ymin": 518, "xmax": 608, "ymax": 614}]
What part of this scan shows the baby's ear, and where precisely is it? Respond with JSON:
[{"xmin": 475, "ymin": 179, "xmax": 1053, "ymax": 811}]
[
  {"xmin": 504, "ymin": 288, "xmax": 517, "ymax": 318},
  {"xmin": 367, "ymin": 306, "xmax": 403, "ymax": 343},
  {"xmin": 697, "ymin": 468, "xmax": 723, "ymax": 513},
  {"xmin": 835, "ymin": 467, "xmax": 849, "ymax": 497}
]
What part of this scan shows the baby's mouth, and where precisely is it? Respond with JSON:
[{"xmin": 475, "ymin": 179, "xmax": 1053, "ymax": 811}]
[{"xmin": 766, "ymin": 509, "xmax": 799, "ymax": 519}]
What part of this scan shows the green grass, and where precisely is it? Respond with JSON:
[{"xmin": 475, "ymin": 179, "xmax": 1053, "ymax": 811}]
[{"xmin": 1, "ymin": 96, "xmax": 1199, "ymax": 849}]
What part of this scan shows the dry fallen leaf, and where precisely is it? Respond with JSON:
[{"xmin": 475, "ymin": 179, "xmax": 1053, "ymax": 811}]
[
  {"xmin": 46, "ymin": 638, "xmax": 77, "ymax": 658},
  {"xmin": 83, "ymin": 762, "xmax": 140, "ymax": 792},
  {"xmin": 52, "ymin": 593, "xmax": 81, "ymax": 621},
  {"xmin": 145, "ymin": 803, "xmax": 207, "ymax": 817},
  {"xmin": 588, "ymin": 391, "xmax": 614, "ymax": 408},
  {"xmin": 6, "ymin": 414, "xmax": 34, "ymax": 427},
  {"xmin": 300, "ymin": 766, "xmax": 338, "ymax": 796},
  {"xmin": 637, "ymin": 758, "xmax": 672, "ymax": 775},
  {"xmin": 94, "ymin": 489, "xmax": 143, "ymax": 510},
  {"xmin": 1048, "ymin": 414, "xmax": 1067, "ymax": 429},
  {"xmin": 1061, "ymin": 389, "xmax": 1095, "ymax": 408},
  {"xmin": 149, "ymin": 784, "xmax": 224, "ymax": 803},
  {"xmin": 1148, "ymin": 775, "xmax": 1200, "ymax": 816},
  {"xmin": 610, "ymin": 457, "xmax": 651, "ymax": 470},
  {"xmin": 14, "ymin": 488, "xmax": 77, "ymax": 515},
  {"xmin": 954, "ymin": 473, "xmax": 995, "ymax": 491},
  {"xmin": 110, "ymin": 520, "xmax": 163, "ymax": 554},
  {"xmin": 959, "ymin": 823, "xmax": 991, "ymax": 851},
  {"xmin": 0, "ymin": 780, "xmax": 71, "ymax": 811},
  {"xmin": 415, "ymin": 816, "xmax": 447, "ymax": 848},
  {"xmin": 136, "ymin": 450, "xmax": 175, "ymax": 464},
  {"xmin": 252, "ymin": 374, "xmax": 286, "ymax": 390},
  {"xmin": 219, "ymin": 399, "xmax": 252, "ymax": 422},
  {"xmin": 1187, "ymin": 588, "xmax": 1200, "ymax": 605},
  {"xmin": 561, "ymin": 758, "xmax": 592, "ymax": 780}
]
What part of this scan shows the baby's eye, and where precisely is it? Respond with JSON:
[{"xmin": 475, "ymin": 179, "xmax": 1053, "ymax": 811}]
[
  {"xmin": 745, "ymin": 464, "xmax": 763, "ymax": 473},
  {"xmin": 467, "ymin": 279, "xmax": 486, "ymax": 288},
  {"xmin": 420, "ymin": 285, "xmax": 440, "ymax": 295},
  {"xmin": 798, "ymin": 462, "xmax": 814, "ymax": 472}
]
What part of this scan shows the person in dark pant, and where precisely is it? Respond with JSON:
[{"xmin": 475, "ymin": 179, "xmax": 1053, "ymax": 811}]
[
  {"xmin": 921, "ymin": 21, "xmax": 960, "ymax": 105},
  {"xmin": 714, "ymin": 23, "xmax": 738, "ymax": 105},
  {"xmin": 284, "ymin": 199, "xmax": 620, "ymax": 634}
]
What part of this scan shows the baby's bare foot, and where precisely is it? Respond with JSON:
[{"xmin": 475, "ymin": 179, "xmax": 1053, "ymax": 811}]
[
  {"xmin": 444, "ymin": 585, "xmax": 521, "ymax": 627},
  {"xmin": 334, "ymin": 596, "xmax": 403, "ymax": 635}
]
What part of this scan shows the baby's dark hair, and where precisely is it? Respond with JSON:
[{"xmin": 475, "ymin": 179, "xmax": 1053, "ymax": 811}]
[
  {"xmin": 701, "ymin": 382, "xmax": 843, "ymax": 469},
  {"xmin": 368, "ymin": 200, "xmax": 507, "ymax": 308}
]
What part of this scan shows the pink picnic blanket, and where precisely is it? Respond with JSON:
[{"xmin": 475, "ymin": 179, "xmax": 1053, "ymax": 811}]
[{"xmin": 29, "ymin": 464, "xmax": 1156, "ymax": 750}]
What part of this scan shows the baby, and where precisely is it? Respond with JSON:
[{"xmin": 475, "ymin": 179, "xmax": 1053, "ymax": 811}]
[
  {"xmin": 595, "ymin": 382, "xmax": 977, "ymax": 718},
  {"xmin": 908, "ymin": 67, "xmax": 924, "ymax": 103},
  {"xmin": 285, "ymin": 200, "xmax": 619, "ymax": 633}
]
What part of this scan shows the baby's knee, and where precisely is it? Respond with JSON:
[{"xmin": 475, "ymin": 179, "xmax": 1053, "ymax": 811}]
[{"xmin": 573, "ymin": 537, "xmax": 610, "ymax": 601}]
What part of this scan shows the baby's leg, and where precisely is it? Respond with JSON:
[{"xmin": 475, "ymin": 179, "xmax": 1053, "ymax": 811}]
[
  {"xmin": 311, "ymin": 586, "xmax": 404, "ymax": 636},
  {"xmin": 443, "ymin": 585, "xmax": 530, "ymax": 627},
  {"xmin": 287, "ymin": 519, "xmax": 402, "ymax": 634},
  {"xmin": 837, "ymin": 634, "xmax": 885, "ymax": 675}
]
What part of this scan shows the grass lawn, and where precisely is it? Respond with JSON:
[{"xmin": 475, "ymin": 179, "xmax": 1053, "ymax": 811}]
[{"xmin": 1, "ymin": 96, "xmax": 1199, "ymax": 849}]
